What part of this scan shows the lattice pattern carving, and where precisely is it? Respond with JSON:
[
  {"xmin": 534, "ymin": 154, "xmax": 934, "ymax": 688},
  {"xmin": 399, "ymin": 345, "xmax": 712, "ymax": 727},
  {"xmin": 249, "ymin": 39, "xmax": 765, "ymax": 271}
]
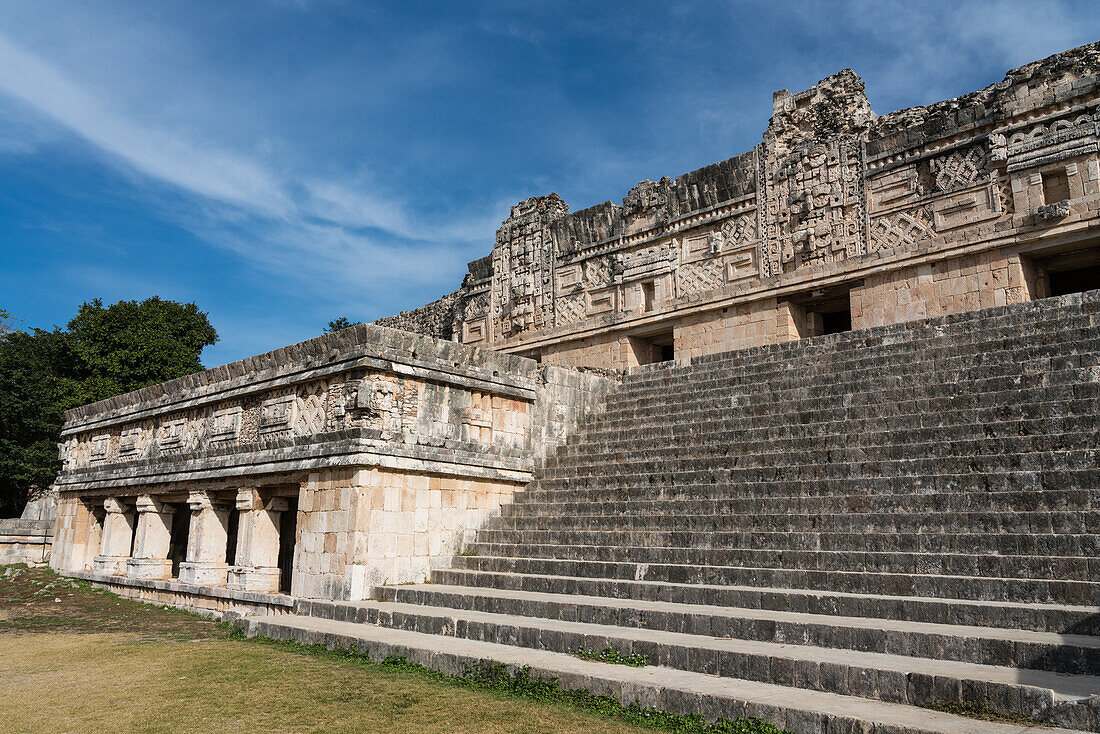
[
  {"xmin": 584, "ymin": 257, "xmax": 613, "ymax": 288},
  {"xmin": 555, "ymin": 292, "xmax": 587, "ymax": 325},
  {"xmin": 295, "ymin": 382, "xmax": 327, "ymax": 436},
  {"xmin": 869, "ymin": 205, "xmax": 934, "ymax": 252},
  {"xmin": 678, "ymin": 259, "xmax": 725, "ymax": 298},
  {"xmin": 721, "ymin": 213, "xmax": 756, "ymax": 250},
  {"xmin": 929, "ymin": 144, "xmax": 990, "ymax": 193}
]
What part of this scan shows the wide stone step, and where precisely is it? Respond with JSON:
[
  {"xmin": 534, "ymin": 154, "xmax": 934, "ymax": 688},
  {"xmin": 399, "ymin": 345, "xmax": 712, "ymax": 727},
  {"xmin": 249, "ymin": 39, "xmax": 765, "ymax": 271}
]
[
  {"xmin": 523, "ymin": 476, "xmax": 1100, "ymax": 503},
  {"xmin": 368, "ymin": 584, "xmax": 1100, "ymax": 676},
  {"xmin": 602, "ymin": 384, "xmax": 1098, "ymax": 436},
  {"xmin": 490, "ymin": 510, "xmax": 1100, "ymax": 537},
  {"xmin": 448, "ymin": 555, "xmax": 1100, "ymax": 605},
  {"xmin": 547, "ymin": 429, "xmax": 1099, "ymax": 470},
  {"xmin": 530, "ymin": 468, "xmax": 1093, "ymax": 497},
  {"xmin": 539, "ymin": 451, "xmax": 1100, "ymax": 482},
  {"xmin": 625, "ymin": 307, "xmax": 1096, "ymax": 380},
  {"xmin": 473, "ymin": 528, "xmax": 1100, "ymax": 557},
  {"xmin": 506, "ymin": 488, "xmax": 1100, "ymax": 516},
  {"xmin": 611, "ymin": 357, "xmax": 1100, "ymax": 417},
  {"xmin": 620, "ymin": 304, "xmax": 1099, "ymax": 392},
  {"xmin": 291, "ymin": 598, "xmax": 1100, "ymax": 728},
  {"xmin": 432, "ymin": 568, "xmax": 1100, "ymax": 635},
  {"xmin": 617, "ymin": 332, "xmax": 1100, "ymax": 404},
  {"xmin": 556, "ymin": 418, "xmax": 1099, "ymax": 460},
  {"xmin": 465, "ymin": 542, "xmax": 1096, "ymax": 582},
  {"xmin": 234, "ymin": 613, "xmax": 1095, "ymax": 734}
]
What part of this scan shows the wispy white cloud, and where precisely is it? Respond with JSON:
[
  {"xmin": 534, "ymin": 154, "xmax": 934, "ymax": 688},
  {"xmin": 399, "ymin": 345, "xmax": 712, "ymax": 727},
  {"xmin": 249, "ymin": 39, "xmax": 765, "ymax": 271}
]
[{"xmin": 0, "ymin": 28, "xmax": 499, "ymax": 312}]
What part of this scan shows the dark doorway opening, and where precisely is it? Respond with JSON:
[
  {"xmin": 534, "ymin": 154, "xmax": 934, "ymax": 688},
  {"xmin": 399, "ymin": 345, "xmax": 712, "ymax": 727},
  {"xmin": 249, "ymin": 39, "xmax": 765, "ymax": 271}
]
[
  {"xmin": 278, "ymin": 497, "xmax": 299, "ymax": 594},
  {"xmin": 1049, "ymin": 264, "xmax": 1100, "ymax": 297},
  {"xmin": 788, "ymin": 284, "xmax": 854, "ymax": 338},
  {"xmin": 225, "ymin": 508, "xmax": 240, "ymax": 566},
  {"xmin": 820, "ymin": 308, "xmax": 853, "ymax": 335},
  {"xmin": 628, "ymin": 329, "xmax": 675, "ymax": 365},
  {"xmin": 168, "ymin": 503, "xmax": 190, "ymax": 578},
  {"xmin": 1026, "ymin": 245, "xmax": 1100, "ymax": 300}
]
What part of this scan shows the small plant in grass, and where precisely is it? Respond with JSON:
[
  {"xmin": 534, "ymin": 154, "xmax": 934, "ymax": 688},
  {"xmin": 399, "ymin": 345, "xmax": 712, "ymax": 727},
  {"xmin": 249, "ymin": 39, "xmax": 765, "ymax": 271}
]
[
  {"xmin": 570, "ymin": 645, "xmax": 649, "ymax": 667},
  {"xmin": 919, "ymin": 698, "xmax": 1053, "ymax": 727}
]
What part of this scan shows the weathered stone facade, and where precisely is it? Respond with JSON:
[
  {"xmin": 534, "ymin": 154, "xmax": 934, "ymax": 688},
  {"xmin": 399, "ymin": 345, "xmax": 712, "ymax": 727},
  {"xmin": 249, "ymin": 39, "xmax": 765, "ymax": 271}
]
[
  {"xmin": 431, "ymin": 44, "xmax": 1100, "ymax": 369},
  {"xmin": 49, "ymin": 323, "xmax": 612, "ymax": 606},
  {"xmin": 39, "ymin": 44, "xmax": 1100, "ymax": 734}
]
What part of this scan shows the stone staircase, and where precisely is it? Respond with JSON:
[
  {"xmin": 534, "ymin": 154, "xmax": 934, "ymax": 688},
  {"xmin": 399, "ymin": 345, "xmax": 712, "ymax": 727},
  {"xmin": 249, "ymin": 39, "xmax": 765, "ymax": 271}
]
[{"xmin": 239, "ymin": 290, "xmax": 1100, "ymax": 733}]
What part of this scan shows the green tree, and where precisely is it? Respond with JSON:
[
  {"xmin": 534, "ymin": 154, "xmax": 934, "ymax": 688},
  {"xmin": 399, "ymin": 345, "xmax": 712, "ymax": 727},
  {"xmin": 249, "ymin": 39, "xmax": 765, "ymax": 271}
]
[
  {"xmin": 0, "ymin": 298, "xmax": 218, "ymax": 516},
  {"xmin": 0, "ymin": 307, "xmax": 16, "ymax": 335},
  {"xmin": 67, "ymin": 297, "xmax": 219, "ymax": 401},
  {"xmin": 325, "ymin": 317, "xmax": 362, "ymax": 333},
  {"xmin": 0, "ymin": 328, "xmax": 83, "ymax": 516}
]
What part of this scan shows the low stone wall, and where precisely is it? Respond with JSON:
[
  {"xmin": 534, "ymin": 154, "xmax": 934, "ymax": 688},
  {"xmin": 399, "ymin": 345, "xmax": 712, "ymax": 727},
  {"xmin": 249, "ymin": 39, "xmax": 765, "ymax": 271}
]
[
  {"xmin": 69, "ymin": 570, "xmax": 294, "ymax": 618},
  {"xmin": 49, "ymin": 323, "xmax": 616, "ymax": 602},
  {"xmin": 0, "ymin": 520, "xmax": 51, "ymax": 566}
]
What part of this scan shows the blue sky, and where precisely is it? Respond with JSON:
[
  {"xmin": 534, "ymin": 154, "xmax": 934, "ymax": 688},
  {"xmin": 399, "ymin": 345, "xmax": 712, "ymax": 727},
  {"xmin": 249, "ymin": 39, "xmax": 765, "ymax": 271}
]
[{"xmin": 1, "ymin": 1, "xmax": 1096, "ymax": 366}]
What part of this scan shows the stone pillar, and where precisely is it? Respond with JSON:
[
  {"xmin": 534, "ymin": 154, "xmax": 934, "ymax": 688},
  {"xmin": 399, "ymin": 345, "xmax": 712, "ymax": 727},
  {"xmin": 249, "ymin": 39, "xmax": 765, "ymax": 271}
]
[
  {"xmin": 126, "ymin": 496, "xmax": 175, "ymax": 580},
  {"xmin": 227, "ymin": 488, "xmax": 288, "ymax": 592},
  {"xmin": 177, "ymin": 491, "xmax": 231, "ymax": 586},
  {"xmin": 92, "ymin": 497, "xmax": 134, "ymax": 576}
]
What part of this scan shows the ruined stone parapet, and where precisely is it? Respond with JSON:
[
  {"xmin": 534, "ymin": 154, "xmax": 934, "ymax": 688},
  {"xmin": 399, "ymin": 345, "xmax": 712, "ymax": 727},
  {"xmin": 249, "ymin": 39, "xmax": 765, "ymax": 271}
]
[
  {"xmin": 56, "ymin": 322, "xmax": 614, "ymax": 493},
  {"xmin": 418, "ymin": 42, "xmax": 1100, "ymax": 364}
]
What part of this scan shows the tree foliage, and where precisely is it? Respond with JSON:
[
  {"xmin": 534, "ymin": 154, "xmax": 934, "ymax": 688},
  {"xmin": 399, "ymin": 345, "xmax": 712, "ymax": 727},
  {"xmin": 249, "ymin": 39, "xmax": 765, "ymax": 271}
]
[
  {"xmin": 0, "ymin": 307, "xmax": 16, "ymax": 335},
  {"xmin": 0, "ymin": 298, "xmax": 218, "ymax": 516},
  {"xmin": 325, "ymin": 317, "xmax": 362, "ymax": 333}
]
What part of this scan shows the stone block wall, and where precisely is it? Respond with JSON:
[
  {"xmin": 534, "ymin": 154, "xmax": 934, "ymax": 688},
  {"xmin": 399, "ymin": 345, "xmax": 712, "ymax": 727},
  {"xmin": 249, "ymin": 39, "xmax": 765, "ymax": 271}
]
[
  {"xmin": 374, "ymin": 43, "xmax": 1100, "ymax": 371},
  {"xmin": 48, "ymin": 323, "xmax": 614, "ymax": 609},
  {"xmin": 851, "ymin": 250, "xmax": 1035, "ymax": 329}
]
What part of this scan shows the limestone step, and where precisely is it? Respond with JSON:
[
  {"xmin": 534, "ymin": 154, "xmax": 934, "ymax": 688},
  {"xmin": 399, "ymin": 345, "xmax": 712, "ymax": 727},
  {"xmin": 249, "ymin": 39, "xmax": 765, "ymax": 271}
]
[
  {"xmin": 366, "ymin": 584, "xmax": 1100, "ymax": 675},
  {"xmin": 473, "ymin": 529, "xmax": 1100, "ymax": 557},
  {"xmin": 554, "ymin": 418, "xmax": 1100, "ymax": 458},
  {"xmin": 616, "ymin": 343, "xmax": 1100, "ymax": 398},
  {"xmin": 490, "ymin": 511, "xmax": 1100, "ymax": 537},
  {"xmin": 615, "ymin": 336, "xmax": 1100, "ymax": 405},
  {"xmin": 431, "ymin": 568, "xmax": 1100, "ymax": 635},
  {"xmin": 529, "ymin": 468, "xmax": 1094, "ymax": 496},
  {"xmin": 235, "ymin": 613, "xmax": 1096, "ymax": 734},
  {"xmin": 448, "ymin": 555, "xmax": 1100, "ymax": 605},
  {"xmin": 505, "ymin": 487, "xmax": 1100, "ymax": 513},
  {"xmin": 464, "ymin": 542, "xmax": 1095, "ymax": 582},
  {"xmin": 522, "ymin": 479, "xmax": 1100, "ymax": 503},
  {"xmin": 290, "ymin": 598, "xmax": 1100, "ymax": 728},
  {"xmin": 538, "ymin": 452, "xmax": 1100, "ymax": 482},
  {"xmin": 605, "ymin": 363, "xmax": 1100, "ymax": 419}
]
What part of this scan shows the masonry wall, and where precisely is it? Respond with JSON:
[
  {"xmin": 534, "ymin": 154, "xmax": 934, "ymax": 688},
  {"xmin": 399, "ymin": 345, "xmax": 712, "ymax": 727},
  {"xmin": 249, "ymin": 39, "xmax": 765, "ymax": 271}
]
[
  {"xmin": 851, "ymin": 250, "xmax": 1035, "ymax": 329},
  {"xmin": 293, "ymin": 467, "xmax": 523, "ymax": 601}
]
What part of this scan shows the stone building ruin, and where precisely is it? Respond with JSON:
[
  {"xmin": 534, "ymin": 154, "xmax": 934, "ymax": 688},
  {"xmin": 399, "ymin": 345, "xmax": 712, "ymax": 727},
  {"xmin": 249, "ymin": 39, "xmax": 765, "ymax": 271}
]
[{"xmin": 32, "ymin": 43, "xmax": 1100, "ymax": 733}]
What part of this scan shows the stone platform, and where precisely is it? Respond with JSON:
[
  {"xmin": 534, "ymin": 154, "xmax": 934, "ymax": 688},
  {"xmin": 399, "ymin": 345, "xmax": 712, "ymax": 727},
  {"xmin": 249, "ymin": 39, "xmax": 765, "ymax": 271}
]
[{"xmin": 239, "ymin": 290, "xmax": 1100, "ymax": 733}]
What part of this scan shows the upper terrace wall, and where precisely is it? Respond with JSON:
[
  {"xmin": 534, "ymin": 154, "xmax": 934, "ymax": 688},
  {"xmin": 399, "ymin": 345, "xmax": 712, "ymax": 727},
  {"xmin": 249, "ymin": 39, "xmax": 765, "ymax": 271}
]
[
  {"xmin": 426, "ymin": 43, "xmax": 1100, "ymax": 364},
  {"xmin": 56, "ymin": 323, "xmax": 613, "ymax": 495}
]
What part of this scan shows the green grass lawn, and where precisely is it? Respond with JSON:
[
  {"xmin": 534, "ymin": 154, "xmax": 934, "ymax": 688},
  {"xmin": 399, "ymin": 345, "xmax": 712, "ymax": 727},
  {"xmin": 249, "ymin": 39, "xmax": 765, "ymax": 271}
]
[{"xmin": 0, "ymin": 565, "xmax": 658, "ymax": 734}]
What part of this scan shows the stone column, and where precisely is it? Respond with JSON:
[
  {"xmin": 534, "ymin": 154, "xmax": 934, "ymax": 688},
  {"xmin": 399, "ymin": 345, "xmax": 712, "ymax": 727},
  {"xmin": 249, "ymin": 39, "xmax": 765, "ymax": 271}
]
[
  {"xmin": 126, "ymin": 496, "xmax": 175, "ymax": 580},
  {"xmin": 92, "ymin": 497, "xmax": 134, "ymax": 576},
  {"xmin": 177, "ymin": 491, "xmax": 231, "ymax": 586},
  {"xmin": 227, "ymin": 488, "xmax": 287, "ymax": 593}
]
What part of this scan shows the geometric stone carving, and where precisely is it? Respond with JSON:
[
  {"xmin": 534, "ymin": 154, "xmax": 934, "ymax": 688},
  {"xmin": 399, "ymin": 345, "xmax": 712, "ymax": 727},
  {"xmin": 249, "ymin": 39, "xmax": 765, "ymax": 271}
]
[
  {"xmin": 294, "ymin": 383, "xmax": 327, "ymax": 436},
  {"xmin": 678, "ymin": 258, "xmax": 726, "ymax": 298},
  {"xmin": 928, "ymin": 143, "xmax": 990, "ymax": 193},
  {"xmin": 211, "ymin": 406, "xmax": 243, "ymax": 442},
  {"xmin": 90, "ymin": 434, "xmax": 111, "ymax": 462},
  {"xmin": 259, "ymin": 395, "xmax": 295, "ymax": 435},
  {"xmin": 869, "ymin": 205, "xmax": 935, "ymax": 252}
]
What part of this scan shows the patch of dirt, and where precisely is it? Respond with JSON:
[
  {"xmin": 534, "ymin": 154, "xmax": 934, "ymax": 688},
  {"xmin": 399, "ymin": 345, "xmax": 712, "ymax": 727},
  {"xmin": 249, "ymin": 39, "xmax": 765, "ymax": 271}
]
[{"xmin": 0, "ymin": 565, "xmax": 228, "ymax": 639}]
